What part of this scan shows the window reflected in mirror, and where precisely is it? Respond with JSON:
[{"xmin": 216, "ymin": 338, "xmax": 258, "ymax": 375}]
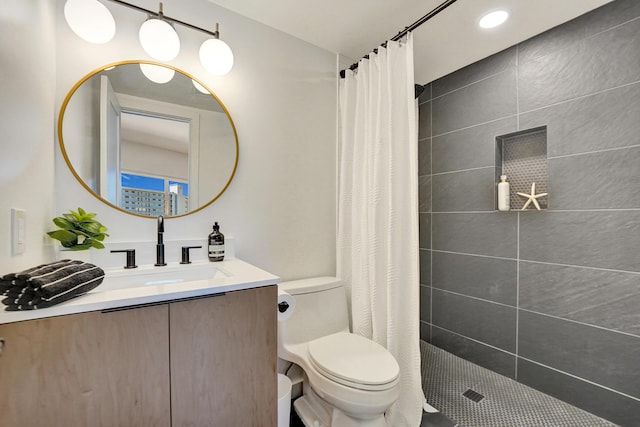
[{"xmin": 119, "ymin": 112, "xmax": 190, "ymax": 216}]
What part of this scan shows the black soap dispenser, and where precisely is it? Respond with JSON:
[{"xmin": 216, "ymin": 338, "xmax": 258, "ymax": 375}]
[{"xmin": 208, "ymin": 222, "xmax": 225, "ymax": 262}]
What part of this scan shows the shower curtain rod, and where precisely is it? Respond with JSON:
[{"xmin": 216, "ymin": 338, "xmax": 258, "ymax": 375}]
[{"xmin": 339, "ymin": 0, "xmax": 458, "ymax": 79}]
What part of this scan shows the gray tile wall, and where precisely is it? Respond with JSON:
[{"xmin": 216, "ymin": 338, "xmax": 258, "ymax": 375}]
[{"xmin": 417, "ymin": 1, "xmax": 640, "ymax": 425}]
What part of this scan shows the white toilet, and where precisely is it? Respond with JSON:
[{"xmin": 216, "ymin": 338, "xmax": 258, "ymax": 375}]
[{"xmin": 278, "ymin": 277, "xmax": 400, "ymax": 427}]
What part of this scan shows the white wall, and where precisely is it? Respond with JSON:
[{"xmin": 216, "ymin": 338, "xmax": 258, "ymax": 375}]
[
  {"xmin": 52, "ymin": 0, "xmax": 338, "ymax": 280},
  {"xmin": 0, "ymin": 0, "xmax": 56, "ymax": 272},
  {"xmin": 198, "ymin": 109, "xmax": 236, "ymax": 204}
]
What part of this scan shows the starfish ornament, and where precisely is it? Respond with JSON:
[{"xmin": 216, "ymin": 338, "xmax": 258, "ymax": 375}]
[{"xmin": 517, "ymin": 182, "xmax": 547, "ymax": 210}]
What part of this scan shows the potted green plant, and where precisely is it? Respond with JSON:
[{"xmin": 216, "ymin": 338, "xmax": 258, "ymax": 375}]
[{"xmin": 47, "ymin": 208, "xmax": 109, "ymax": 251}]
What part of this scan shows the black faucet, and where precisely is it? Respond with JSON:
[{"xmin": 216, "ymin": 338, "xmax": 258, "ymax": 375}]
[
  {"xmin": 155, "ymin": 215, "xmax": 167, "ymax": 266},
  {"xmin": 111, "ymin": 249, "xmax": 138, "ymax": 269}
]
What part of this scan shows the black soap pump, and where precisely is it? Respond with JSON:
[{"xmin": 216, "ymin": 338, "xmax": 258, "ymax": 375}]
[{"xmin": 208, "ymin": 222, "xmax": 225, "ymax": 262}]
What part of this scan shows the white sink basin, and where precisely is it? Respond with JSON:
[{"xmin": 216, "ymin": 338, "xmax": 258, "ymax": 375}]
[{"xmin": 99, "ymin": 262, "xmax": 230, "ymax": 291}]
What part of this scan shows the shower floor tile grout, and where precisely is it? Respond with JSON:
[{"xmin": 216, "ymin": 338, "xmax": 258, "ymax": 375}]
[
  {"xmin": 289, "ymin": 341, "xmax": 616, "ymax": 426},
  {"xmin": 420, "ymin": 341, "xmax": 617, "ymax": 427}
]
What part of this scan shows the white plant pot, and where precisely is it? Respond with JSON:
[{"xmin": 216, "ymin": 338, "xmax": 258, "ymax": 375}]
[{"xmin": 57, "ymin": 248, "xmax": 93, "ymax": 263}]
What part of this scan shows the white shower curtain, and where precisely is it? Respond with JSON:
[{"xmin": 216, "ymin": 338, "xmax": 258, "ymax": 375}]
[{"xmin": 337, "ymin": 33, "xmax": 424, "ymax": 427}]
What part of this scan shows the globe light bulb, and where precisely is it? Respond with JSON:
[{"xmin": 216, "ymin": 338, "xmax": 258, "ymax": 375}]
[
  {"xmin": 199, "ymin": 38, "xmax": 234, "ymax": 76},
  {"xmin": 64, "ymin": 0, "xmax": 115, "ymax": 44},
  {"xmin": 139, "ymin": 18, "xmax": 180, "ymax": 61}
]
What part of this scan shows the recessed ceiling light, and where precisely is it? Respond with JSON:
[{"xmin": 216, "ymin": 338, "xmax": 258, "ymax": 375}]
[{"xmin": 478, "ymin": 10, "xmax": 509, "ymax": 29}]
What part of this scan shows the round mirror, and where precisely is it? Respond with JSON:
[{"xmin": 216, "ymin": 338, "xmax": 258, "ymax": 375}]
[{"xmin": 58, "ymin": 60, "xmax": 238, "ymax": 218}]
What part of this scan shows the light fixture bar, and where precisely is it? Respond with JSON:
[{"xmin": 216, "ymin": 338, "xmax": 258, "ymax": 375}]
[{"xmin": 105, "ymin": 0, "xmax": 219, "ymax": 38}]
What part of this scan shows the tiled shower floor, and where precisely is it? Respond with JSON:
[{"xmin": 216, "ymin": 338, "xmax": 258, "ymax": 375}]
[
  {"xmin": 420, "ymin": 341, "xmax": 617, "ymax": 427},
  {"xmin": 290, "ymin": 342, "xmax": 617, "ymax": 427}
]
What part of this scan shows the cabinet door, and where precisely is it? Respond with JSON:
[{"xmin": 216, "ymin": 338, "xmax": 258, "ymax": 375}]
[
  {"xmin": 0, "ymin": 304, "xmax": 170, "ymax": 427},
  {"xmin": 170, "ymin": 286, "xmax": 277, "ymax": 427}
]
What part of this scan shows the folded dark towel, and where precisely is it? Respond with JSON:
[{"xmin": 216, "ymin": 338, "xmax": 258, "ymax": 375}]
[
  {"xmin": 4, "ymin": 287, "xmax": 35, "ymax": 298},
  {"xmin": 0, "ymin": 280, "xmax": 13, "ymax": 296},
  {"xmin": 3, "ymin": 288, "xmax": 42, "ymax": 306},
  {"xmin": 21, "ymin": 260, "xmax": 104, "ymax": 299},
  {"xmin": 1, "ymin": 260, "xmax": 72, "ymax": 296},
  {"xmin": 1, "ymin": 259, "xmax": 75, "ymax": 282},
  {"xmin": 1, "ymin": 259, "xmax": 105, "ymax": 311},
  {"xmin": 3, "ymin": 290, "xmax": 89, "ymax": 311},
  {"xmin": 1, "ymin": 260, "xmax": 79, "ymax": 294},
  {"xmin": 3, "ymin": 286, "xmax": 36, "ymax": 302}
]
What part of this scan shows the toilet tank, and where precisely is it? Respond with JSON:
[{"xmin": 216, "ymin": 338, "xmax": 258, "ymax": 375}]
[{"xmin": 278, "ymin": 277, "xmax": 349, "ymax": 346}]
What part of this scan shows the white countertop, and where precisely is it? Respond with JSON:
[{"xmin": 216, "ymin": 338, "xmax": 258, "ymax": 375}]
[{"xmin": 0, "ymin": 258, "xmax": 280, "ymax": 325}]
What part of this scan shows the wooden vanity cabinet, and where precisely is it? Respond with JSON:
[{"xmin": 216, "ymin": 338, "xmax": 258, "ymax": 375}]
[
  {"xmin": 0, "ymin": 303, "xmax": 170, "ymax": 427},
  {"xmin": 170, "ymin": 285, "xmax": 277, "ymax": 426},
  {"xmin": 0, "ymin": 285, "xmax": 277, "ymax": 427}
]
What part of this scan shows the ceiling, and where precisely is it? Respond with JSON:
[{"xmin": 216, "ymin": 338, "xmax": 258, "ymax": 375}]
[{"xmin": 206, "ymin": 0, "xmax": 613, "ymax": 83}]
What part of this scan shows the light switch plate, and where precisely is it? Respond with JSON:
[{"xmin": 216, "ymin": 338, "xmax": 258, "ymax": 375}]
[{"xmin": 11, "ymin": 208, "xmax": 26, "ymax": 255}]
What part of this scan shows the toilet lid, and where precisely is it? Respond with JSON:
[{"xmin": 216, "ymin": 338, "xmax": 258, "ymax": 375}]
[{"xmin": 308, "ymin": 332, "xmax": 399, "ymax": 391}]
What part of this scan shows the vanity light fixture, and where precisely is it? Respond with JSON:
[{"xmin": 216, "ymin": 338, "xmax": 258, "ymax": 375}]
[
  {"xmin": 199, "ymin": 24, "xmax": 234, "ymax": 76},
  {"xmin": 63, "ymin": 0, "xmax": 234, "ymax": 76},
  {"xmin": 64, "ymin": 0, "xmax": 116, "ymax": 44},
  {"xmin": 478, "ymin": 9, "xmax": 509, "ymax": 29},
  {"xmin": 138, "ymin": 2, "xmax": 180, "ymax": 61}
]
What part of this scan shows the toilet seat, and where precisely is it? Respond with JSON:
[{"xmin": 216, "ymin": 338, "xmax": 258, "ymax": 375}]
[{"xmin": 308, "ymin": 332, "xmax": 399, "ymax": 391}]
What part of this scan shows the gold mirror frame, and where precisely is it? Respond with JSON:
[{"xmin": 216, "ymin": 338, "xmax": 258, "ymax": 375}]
[{"xmin": 57, "ymin": 60, "xmax": 239, "ymax": 219}]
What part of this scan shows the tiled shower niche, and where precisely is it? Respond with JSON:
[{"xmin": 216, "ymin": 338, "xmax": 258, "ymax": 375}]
[{"xmin": 496, "ymin": 126, "xmax": 548, "ymax": 210}]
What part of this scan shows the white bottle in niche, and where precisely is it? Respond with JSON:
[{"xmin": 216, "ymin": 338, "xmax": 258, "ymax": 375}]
[{"xmin": 497, "ymin": 175, "xmax": 510, "ymax": 211}]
